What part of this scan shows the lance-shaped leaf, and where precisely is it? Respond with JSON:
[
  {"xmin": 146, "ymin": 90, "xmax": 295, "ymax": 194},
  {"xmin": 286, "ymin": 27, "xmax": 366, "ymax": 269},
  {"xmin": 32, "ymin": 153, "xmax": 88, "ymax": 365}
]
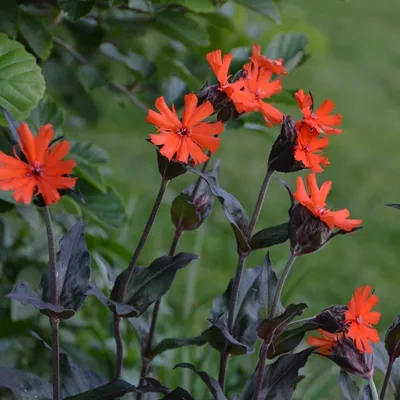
[
  {"xmin": 269, "ymin": 320, "xmax": 317, "ymax": 359},
  {"xmin": 386, "ymin": 203, "xmax": 400, "ymax": 210},
  {"xmin": 0, "ymin": 366, "xmax": 52, "ymax": 399},
  {"xmin": 39, "ymin": 220, "xmax": 91, "ymax": 313},
  {"xmin": 250, "ymin": 222, "xmax": 289, "ymax": 251},
  {"xmin": 241, "ymin": 348, "xmax": 313, "ymax": 399},
  {"xmin": 363, "ymin": 384, "xmax": 373, "ymax": 400},
  {"xmin": 86, "ymin": 282, "xmax": 139, "ymax": 318},
  {"xmin": 374, "ymin": 342, "xmax": 400, "ymax": 398},
  {"xmin": 174, "ymin": 363, "xmax": 227, "ymax": 400},
  {"xmin": 65, "ymin": 378, "xmax": 170, "ymax": 400},
  {"xmin": 189, "ymin": 167, "xmax": 250, "ymax": 251},
  {"xmin": 339, "ymin": 370, "xmax": 360, "ymax": 400},
  {"xmin": 157, "ymin": 150, "xmax": 187, "ymax": 181},
  {"xmin": 204, "ymin": 253, "xmax": 280, "ymax": 355},
  {"xmin": 5, "ymin": 281, "xmax": 75, "ymax": 319},
  {"xmin": 385, "ymin": 315, "xmax": 400, "ymax": 361},
  {"xmin": 110, "ymin": 253, "xmax": 198, "ymax": 315},
  {"xmin": 256, "ymin": 303, "xmax": 307, "ymax": 358},
  {"xmin": 1, "ymin": 106, "xmax": 19, "ymax": 144},
  {"xmin": 149, "ymin": 336, "xmax": 206, "ymax": 359},
  {"xmin": 161, "ymin": 387, "xmax": 195, "ymax": 400}
]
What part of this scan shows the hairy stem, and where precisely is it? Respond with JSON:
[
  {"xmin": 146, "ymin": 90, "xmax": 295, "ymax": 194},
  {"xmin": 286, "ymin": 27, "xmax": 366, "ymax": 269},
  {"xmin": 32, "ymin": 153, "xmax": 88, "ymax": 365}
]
[
  {"xmin": 369, "ymin": 377, "xmax": 379, "ymax": 400},
  {"xmin": 380, "ymin": 359, "xmax": 394, "ymax": 400},
  {"xmin": 269, "ymin": 252, "xmax": 297, "ymax": 318},
  {"xmin": 253, "ymin": 343, "xmax": 267, "ymax": 400},
  {"xmin": 218, "ymin": 350, "xmax": 230, "ymax": 391},
  {"xmin": 43, "ymin": 207, "xmax": 60, "ymax": 400},
  {"xmin": 113, "ymin": 314, "xmax": 123, "ymax": 378}
]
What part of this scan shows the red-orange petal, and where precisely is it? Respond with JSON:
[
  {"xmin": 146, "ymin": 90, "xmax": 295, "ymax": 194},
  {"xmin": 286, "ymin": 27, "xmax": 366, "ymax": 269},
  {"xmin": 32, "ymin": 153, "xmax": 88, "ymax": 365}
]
[
  {"xmin": 18, "ymin": 123, "xmax": 36, "ymax": 165},
  {"xmin": 35, "ymin": 124, "xmax": 54, "ymax": 164}
]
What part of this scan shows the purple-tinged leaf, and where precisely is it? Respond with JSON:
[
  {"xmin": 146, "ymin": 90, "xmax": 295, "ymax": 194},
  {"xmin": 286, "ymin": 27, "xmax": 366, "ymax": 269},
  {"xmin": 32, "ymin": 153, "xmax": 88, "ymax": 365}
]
[
  {"xmin": 339, "ymin": 370, "xmax": 360, "ymax": 400},
  {"xmin": 250, "ymin": 222, "xmax": 289, "ymax": 251},
  {"xmin": 148, "ymin": 336, "xmax": 206, "ymax": 359},
  {"xmin": 385, "ymin": 315, "xmax": 400, "ymax": 361}
]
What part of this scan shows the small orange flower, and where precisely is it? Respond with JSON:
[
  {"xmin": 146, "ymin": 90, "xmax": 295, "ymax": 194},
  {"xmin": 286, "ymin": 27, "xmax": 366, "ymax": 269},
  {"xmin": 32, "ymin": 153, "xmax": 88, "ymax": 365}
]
[
  {"xmin": 294, "ymin": 123, "xmax": 330, "ymax": 173},
  {"xmin": 147, "ymin": 94, "xmax": 223, "ymax": 165},
  {"xmin": 0, "ymin": 123, "xmax": 77, "ymax": 205},
  {"xmin": 232, "ymin": 62, "xmax": 283, "ymax": 126},
  {"xmin": 308, "ymin": 329, "xmax": 344, "ymax": 355},
  {"xmin": 251, "ymin": 44, "xmax": 287, "ymax": 76},
  {"xmin": 295, "ymin": 89, "xmax": 342, "ymax": 134},
  {"xmin": 206, "ymin": 50, "xmax": 244, "ymax": 97},
  {"xmin": 344, "ymin": 285, "xmax": 381, "ymax": 353},
  {"xmin": 293, "ymin": 173, "xmax": 362, "ymax": 231}
]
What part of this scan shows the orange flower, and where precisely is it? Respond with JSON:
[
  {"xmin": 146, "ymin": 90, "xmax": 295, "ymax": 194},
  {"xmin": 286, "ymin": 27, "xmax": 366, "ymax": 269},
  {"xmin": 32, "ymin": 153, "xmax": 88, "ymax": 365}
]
[
  {"xmin": 295, "ymin": 89, "xmax": 342, "ymax": 134},
  {"xmin": 206, "ymin": 50, "xmax": 244, "ymax": 97},
  {"xmin": 308, "ymin": 329, "xmax": 344, "ymax": 355},
  {"xmin": 0, "ymin": 123, "xmax": 76, "ymax": 205},
  {"xmin": 293, "ymin": 173, "xmax": 362, "ymax": 231},
  {"xmin": 251, "ymin": 44, "xmax": 287, "ymax": 76},
  {"xmin": 232, "ymin": 62, "xmax": 283, "ymax": 126},
  {"xmin": 344, "ymin": 285, "xmax": 380, "ymax": 353},
  {"xmin": 294, "ymin": 123, "xmax": 330, "ymax": 173},
  {"xmin": 147, "ymin": 94, "xmax": 224, "ymax": 165}
]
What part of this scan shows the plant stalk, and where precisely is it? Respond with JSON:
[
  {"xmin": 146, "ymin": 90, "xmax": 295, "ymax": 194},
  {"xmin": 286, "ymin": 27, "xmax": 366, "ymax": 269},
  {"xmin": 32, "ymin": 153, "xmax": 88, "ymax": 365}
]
[
  {"xmin": 369, "ymin": 376, "xmax": 379, "ymax": 400},
  {"xmin": 218, "ymin": 166, "xmax": 274, "ymax": 390},
  {"xmin": 113, "ymin": 313, "xmax": 123, "ymax": 378},
  {"xmin": 253, "ymin": 343, "xmax": 267, "ymax": 400},
  {"xmin": 43, "ymin": 206, "xmax": 60, "ymax": 400},
  {"xmin": 380, "ymin": 359, "xmax": 394, "ymax": 400}
]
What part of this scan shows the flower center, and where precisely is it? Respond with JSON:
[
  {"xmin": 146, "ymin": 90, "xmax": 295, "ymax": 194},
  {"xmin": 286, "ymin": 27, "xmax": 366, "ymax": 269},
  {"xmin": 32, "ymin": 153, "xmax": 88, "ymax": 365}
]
[
  {"xmin": 177, "ymin": 125, "xmax": 191, "ymax": 137},
  {"xmin": 303, "ymin": 143, "xmax": 312, "ymax": 153},
  {"xmin": 255, "ymin": 88, "xmax": 264, "ymax": 99},
  {"xmin": 356, "ymin": 314, "xmax": 363, "ymax": 324},
  {"xmin": 311, "ymin": 113, "xmax": 318, "ymax": 120},
  {"xmin": 315, "ymin": 206, "xmax": 326, "ymax": 216},
  {"xmin": 28, "ymin": 161, "xmax": 44, "ymax": 177}
]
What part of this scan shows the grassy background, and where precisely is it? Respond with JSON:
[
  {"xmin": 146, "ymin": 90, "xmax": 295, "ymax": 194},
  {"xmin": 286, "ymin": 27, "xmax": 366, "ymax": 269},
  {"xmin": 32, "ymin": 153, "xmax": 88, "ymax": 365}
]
[{"xmin": 67, "ymin": 0, "xmax": 400, "ymax": 397}]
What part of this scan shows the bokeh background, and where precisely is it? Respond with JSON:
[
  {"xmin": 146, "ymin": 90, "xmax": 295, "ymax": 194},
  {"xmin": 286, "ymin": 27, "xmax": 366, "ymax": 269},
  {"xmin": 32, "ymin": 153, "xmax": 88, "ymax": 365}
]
[{"xmin": 1, "ymin": 0, "xmax": 399, "ymax": 398}]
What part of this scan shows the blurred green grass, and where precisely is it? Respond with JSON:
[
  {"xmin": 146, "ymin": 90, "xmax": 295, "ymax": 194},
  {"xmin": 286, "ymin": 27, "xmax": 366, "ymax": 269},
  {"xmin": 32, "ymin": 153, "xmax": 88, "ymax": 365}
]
[{"xmin": 69, "ymin": 0, "xmax": 400, "ymax": 396}]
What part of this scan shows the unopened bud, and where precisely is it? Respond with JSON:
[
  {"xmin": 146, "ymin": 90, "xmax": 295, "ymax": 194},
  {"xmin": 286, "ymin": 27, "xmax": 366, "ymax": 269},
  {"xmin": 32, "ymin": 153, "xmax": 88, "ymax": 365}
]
[{"xmin": 314, "ymin": 305, "xmax": 348, "ymax": 334}]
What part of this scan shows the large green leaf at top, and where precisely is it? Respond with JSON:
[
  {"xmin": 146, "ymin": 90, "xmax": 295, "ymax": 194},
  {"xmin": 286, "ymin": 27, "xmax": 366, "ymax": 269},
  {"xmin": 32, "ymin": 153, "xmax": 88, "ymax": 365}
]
[
  {"xmin": 0, "ymin": 33, "xmax": 45, "ymax": 124},
  {"xmin": 59, "ymin": 0, "xmax": 96, "ymax": 21},
  {"xmin": 234, "ymin": 0, "xmax": 280, "ymax": 23},
  {"xmin": 0, "ymin": 0, "xmax": 19, "ymax": 38}
]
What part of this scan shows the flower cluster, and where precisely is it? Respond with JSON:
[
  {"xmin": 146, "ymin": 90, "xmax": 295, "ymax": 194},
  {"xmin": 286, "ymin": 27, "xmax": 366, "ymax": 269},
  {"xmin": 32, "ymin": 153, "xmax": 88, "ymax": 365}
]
[{"xmin": 308, "ymin": 285, "xmax": 380, "ymax": 376}]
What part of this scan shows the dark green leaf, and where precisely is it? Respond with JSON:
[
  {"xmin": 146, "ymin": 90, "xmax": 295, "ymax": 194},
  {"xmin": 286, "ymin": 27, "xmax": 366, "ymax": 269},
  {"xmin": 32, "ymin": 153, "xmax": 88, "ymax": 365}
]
[
  {"xmin": 1, "ymin": 105, "xmax": 19, "ymax": 144},
  {"xmin": 100, "ymin": 43, "xmax": 155, "ymax": 80},
  {"xmin": 86, "ymin": 282, "xmax": 139, "ymax": 318},
  {"xmin": 161, "ymin": 387, "xmax": 195, "ymax": 400},
  {"xmin": 156, "ymin": 150, "xmax": 187, "ymax": 181},
  {"xmin": 374, "ymin": 342, "xmax": 400, "ymax": 397},
  {"xmin": 270, "ymin": 321, "xmax": 317, "ymax": 359},
  {"xmin": 174, "ymin": 363, "xmax": 227, "ymax": 400},
  {"xmin": 65, "ymin": 378, "xmax": 135, "ymax": 400},
  {"xmin": 39, "ymin": 220, "xmax": 91, "ymax": 313},
  {"xmin": 76, "ymin": 180, "xmax": 126, "ymax": 228},
  {"xmin": 153, "ymin": 11, "xmax": 209, "ymax": 48},
  {"xmin": 200, "ymin": 13, "xmax": 235, "ymax": 31},
  {"xmin": 184, "ymin": 0, "xmax": 216, "ymax": 12},
  {"xmin": 70, "ymin": 141, "xmax": 108, "ymax": 164},
  {"xmin": 386, "ymin": 315, "xmax": 400, "ymax": 362},
  {"xmin": 78, "ymin": 66, "xmax": 106, "ymax": 92},
  {"xmin": 250, "ymin": 222, "xmax": 289, "ymax": 250},
  {"xmin": 339, "ymin": 370, "xmax": 360, "ymax": 400},
  {"xmin": 0, "ymin": 192, "xmax": 14, "ymax": 212},
  {"xmin": 0, "ymin": 366, "xmax": 52, "ymax": 399},
  {"xmin": 256, "ymin": 303, "xmax": 307, "ymax": 358},
  {"xmin": 162, "ymin": 76, "xmax": 186, "ymax": 104},
  {"xmin": 233, "ymin": 0, "xmax": 280, "ymax": 23},
  {"xmin": 128, "ymin": 0, "xmax": 154, "ymax": 12},
  {"xmin": 0, "ymin": 33, "xmax": 45, "ymax": 124},
  {"xmin": 204, "ymin": 253, "xmax": 279, "ymax": 355},
  {"xmin": 59, "ymin": 0, "xmax": 96, "ymax": 22},
  {"xmin": 111, "ymin": 253, "xmax": 198, "ymax": 315},
  {"xmin": 189, "ymin": 167, "xmax": 250, "ymax": 250},
  {"xmin": 19, "ymin": 11, "xmax": 52, "ymax": 60},
  {"xmin": 29, "ymin": 96, "xmax": 65, "ymax": 133},
  {"xmin": 241, "ymin": 348, "xmax": 313, "ymax": 399},
  {"xmin": 386, "ymin": 203, "xmax": 400, "ymax": 210},
  {"xmin": 149, "ymin": 336, "xmax": 206, "ymax": 359},
  {"xmin": 0, "ymin": 0, "xmax": 18, "ymax": 38},
  {"xmin": 5, "ymin": 281, "xmax": 75, "ymax": 319},
  {"xmin": 171, "ymin": 192, "xmax": 200, "ymax": 231},
  {"xmin": 266, "ymin": 33, "xmax": 309, "ymax": 72}
]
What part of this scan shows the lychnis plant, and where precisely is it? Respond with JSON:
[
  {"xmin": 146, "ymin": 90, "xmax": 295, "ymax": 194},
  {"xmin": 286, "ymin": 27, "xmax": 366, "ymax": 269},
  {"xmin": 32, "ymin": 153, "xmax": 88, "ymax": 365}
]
[{"xmin": 2, "ymin": 1, "xmax": 400, "ymax": 400}]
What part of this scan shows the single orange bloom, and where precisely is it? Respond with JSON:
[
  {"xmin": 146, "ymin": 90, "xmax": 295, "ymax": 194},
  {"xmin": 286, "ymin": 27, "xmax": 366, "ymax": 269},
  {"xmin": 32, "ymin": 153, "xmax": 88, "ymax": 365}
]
[
  {"xmin": 206, "ymin": 50, "xmax": 244, "ymax": 97},
  {"xmin": 251, "ymin": 44, "xmax": 287, "ymax": 76},
  {"xmin": 294, "ymin": 123, "xmax": 330, "ymax": 173},
  {"xmin": 295, "ymin": 89, "xmax": 313, "ymax": 110},
  {"xmin": 232, "ymin": 62, "xmax": 283, "ymax": 126},
  {"xmin": 295, "ymin": 89, "xmax": 342, "ymax": 134},
  {"xmin": 293, "ymin": 173, "xmax": 362, "ymax": 231},
  {"xmin": 344, "ymin": 285, "xmax": 381, "ymax": 353},
  {"xmin": 308, "ymin": 329, "xmax": 344, "ymax": 355},
  {"xmin": 147, "ymin": 94, "xmax": 224, "ymax": 165},
  {"xmin": 0, "ymin": 123, "xmax": 77, "ymax": 205}
]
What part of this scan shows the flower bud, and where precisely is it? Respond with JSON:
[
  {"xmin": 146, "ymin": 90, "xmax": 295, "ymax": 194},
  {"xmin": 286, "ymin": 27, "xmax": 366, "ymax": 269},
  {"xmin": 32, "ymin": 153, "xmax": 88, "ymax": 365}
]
[
  {"xmin": 268, "ymin": 116, "xmax": 304, "ymax": 173},
  {"xmin": 288, "ymin": 203, "xmax": 333, "ymax": 256},
  {"xmin": 197, "ymin": 81, "xmax": 230, "ymax": 113},
  {"xmin": 313, "ymin": 305, "xmax": 348, "ymax": 334},
  {"xmin": 327, "ymin": 338, "xmax": 374, "ymax": 379}
]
